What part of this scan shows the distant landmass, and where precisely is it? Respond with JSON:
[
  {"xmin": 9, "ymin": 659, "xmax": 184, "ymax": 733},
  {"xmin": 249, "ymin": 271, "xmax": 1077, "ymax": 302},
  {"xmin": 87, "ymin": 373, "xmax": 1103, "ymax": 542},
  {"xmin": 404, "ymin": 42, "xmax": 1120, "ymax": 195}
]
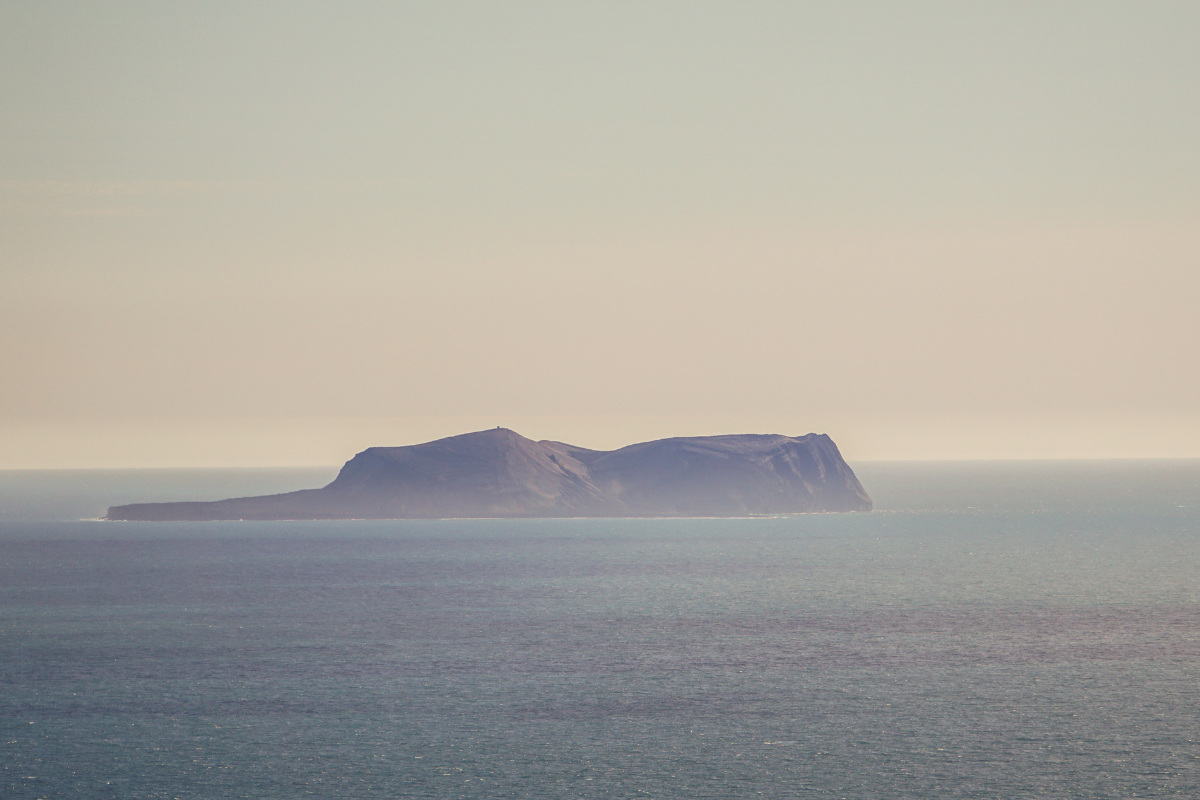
[{"xmin": 106, "ymin": 428, "xmax": 872, "ymax": 520}]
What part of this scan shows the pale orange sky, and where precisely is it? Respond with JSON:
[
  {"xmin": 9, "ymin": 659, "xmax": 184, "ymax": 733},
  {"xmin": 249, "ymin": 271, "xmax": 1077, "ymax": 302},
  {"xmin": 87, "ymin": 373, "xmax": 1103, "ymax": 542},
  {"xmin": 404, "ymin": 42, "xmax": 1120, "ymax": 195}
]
[{"xmin": 2, "ymin": 2, "xmax": 1198, "ymax": 467}]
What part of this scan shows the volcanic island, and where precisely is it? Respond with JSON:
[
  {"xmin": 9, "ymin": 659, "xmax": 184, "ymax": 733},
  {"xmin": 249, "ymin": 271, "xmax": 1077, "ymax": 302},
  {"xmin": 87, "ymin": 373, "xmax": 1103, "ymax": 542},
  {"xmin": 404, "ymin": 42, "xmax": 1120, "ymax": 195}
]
[{"xmin": 106, "ymin": 428, "xmax": 872, "ymax": 521}]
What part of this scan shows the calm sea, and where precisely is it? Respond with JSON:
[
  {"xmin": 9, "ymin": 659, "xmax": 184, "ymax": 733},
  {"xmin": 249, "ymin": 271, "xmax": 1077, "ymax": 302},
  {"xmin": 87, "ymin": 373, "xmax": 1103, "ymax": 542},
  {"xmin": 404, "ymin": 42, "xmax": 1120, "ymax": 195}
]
[{"xmin": 2, "ymin": 461, "xmax": 1199, "ymax": 799}]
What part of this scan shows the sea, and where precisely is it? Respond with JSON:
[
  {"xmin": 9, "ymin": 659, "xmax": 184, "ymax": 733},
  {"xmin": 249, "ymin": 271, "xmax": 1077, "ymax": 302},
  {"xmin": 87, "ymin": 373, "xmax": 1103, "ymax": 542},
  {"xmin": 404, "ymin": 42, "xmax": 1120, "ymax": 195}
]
[{"xmin": 2, "ymin": 460, "xmax": 1199, "ymax": 799}]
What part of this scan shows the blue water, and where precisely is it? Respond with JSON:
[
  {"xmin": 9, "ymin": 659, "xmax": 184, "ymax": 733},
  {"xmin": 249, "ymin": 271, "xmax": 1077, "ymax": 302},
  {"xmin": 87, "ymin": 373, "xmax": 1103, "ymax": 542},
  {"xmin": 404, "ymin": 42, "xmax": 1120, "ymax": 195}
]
[{"xmin": 2, "ymin": 461, "xmax": 1199, "ymax": 798}]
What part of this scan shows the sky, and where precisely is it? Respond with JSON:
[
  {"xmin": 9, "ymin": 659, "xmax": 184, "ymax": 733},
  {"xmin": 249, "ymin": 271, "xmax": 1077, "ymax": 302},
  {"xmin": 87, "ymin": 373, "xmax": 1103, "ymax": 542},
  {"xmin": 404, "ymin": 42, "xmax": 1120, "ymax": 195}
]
[{"xmin": 2, "ymin": 1, "xmax": 1198, "ymax": 467}]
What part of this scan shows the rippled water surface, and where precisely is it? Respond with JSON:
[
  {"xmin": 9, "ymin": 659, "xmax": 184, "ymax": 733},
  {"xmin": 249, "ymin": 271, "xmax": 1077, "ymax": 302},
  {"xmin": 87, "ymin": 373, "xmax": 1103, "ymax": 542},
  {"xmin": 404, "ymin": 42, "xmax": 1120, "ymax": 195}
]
[{"xmin": 2, "ymin": 461, "xmax": 1199, "ymax": 798}]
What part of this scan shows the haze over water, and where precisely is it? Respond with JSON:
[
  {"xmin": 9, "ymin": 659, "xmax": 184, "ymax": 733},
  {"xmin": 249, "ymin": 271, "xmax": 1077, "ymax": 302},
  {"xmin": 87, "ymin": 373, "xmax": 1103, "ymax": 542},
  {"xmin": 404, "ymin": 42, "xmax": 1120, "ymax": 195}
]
[
  {"xmin": 4, "ymin": 3, "xmax": 1198, "ymax": 796},
  {"xmin": 3, "ymin": 461, "xmax": 1198, "ymax": 798},
  {"xmin": 3, "ymin": 3, "xmax": 1198, "ymax": 466}
]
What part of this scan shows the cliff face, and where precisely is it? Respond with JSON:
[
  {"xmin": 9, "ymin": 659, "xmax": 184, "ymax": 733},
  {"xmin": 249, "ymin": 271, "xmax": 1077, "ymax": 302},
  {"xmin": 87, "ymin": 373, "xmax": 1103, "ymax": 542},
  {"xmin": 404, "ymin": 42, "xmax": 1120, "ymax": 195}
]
[{"xmin": 106, "ymin": 428, "xmax": 872, "ymax": 521}]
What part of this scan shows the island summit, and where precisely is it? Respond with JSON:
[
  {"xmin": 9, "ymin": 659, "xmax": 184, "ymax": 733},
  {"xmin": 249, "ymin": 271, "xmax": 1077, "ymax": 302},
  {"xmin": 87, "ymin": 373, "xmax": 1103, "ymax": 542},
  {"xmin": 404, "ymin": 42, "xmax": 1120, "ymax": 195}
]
[{"xmin": 106, "ymin": 428, "xmax": 872, "ymax": 521}]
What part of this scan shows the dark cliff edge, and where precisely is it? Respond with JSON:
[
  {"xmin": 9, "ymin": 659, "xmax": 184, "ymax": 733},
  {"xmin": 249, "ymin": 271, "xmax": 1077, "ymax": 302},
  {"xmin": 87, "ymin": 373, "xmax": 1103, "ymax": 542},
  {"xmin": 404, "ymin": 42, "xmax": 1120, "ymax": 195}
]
[{"xmin": 106, "ymin": 428, "xmax": 873, "ymax": 521}]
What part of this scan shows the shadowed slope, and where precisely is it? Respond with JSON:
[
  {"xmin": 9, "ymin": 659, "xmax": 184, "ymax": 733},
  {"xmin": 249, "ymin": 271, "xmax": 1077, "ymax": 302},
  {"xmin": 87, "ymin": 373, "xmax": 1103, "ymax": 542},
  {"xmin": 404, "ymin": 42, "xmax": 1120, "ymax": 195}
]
[{"xmin": 107, "ymin": 428, "xmax": 871, "ymax": 520}]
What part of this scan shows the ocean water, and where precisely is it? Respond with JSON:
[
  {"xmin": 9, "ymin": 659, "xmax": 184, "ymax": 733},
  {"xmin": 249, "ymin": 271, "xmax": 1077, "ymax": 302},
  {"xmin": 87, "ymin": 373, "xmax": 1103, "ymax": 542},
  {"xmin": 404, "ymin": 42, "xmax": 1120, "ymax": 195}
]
[{"xmin": 2, "ymin": 461, "xmax": 1199, "ymax": 799}]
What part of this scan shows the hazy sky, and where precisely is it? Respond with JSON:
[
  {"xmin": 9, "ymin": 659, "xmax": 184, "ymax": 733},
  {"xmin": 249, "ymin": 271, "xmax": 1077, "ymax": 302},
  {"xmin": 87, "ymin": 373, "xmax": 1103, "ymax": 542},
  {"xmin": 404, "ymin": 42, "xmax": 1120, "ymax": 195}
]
[{"xmin": 2, "ymin": 1, "xmax": 1198, "ymax": 467}]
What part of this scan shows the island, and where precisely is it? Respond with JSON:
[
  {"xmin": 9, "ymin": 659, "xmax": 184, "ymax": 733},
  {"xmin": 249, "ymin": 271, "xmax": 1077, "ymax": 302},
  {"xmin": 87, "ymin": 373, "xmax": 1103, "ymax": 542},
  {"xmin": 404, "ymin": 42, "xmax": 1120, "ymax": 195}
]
[{"xmin": 106, "ymin": 428, "xmax": 872, "ymax": 520}]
